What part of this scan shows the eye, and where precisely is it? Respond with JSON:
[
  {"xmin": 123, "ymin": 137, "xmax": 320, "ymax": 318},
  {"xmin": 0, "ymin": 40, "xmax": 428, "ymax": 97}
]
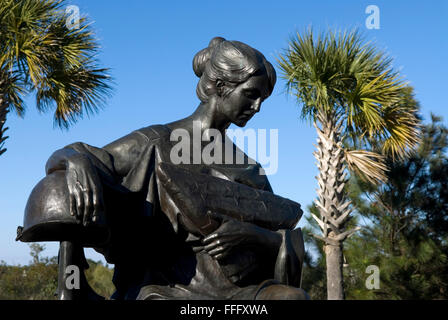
[{"xmin": 243, "ymin": 89, "xmax": 260, "ymax": 100}]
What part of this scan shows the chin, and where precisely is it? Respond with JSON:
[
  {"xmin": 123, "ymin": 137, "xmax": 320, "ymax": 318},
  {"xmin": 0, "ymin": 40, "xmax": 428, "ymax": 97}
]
[
  {"xmin": 234, "ymin": 120, "xmax": 248, "ymax": 127},
  {"xmin": 233, "ymin": 116, "xmax": 251, "ymax": 127}
]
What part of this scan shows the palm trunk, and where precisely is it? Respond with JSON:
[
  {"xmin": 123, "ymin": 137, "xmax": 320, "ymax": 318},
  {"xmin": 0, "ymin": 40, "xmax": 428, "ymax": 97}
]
[
  {"xmin": 311, "ymin": 112, "xmax": 358, "ymax": 300},
  {"xmin": 325, "ymin": 241, "xmax": 344, "ymax": 299},
  {"xmin": 0, "ymin": 84, "xmax": 9, "ymax": 156}
]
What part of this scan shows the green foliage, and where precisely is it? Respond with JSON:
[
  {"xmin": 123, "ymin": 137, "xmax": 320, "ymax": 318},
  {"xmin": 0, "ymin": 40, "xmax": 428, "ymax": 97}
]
[
  {"xmin": 278, "ymin": 28, "xmax": 420, "ymax": 184},
  {"xmin": 278, "ymin": 28, "xmax": 419, "ymax": 160},
  {"xmin": 0, "ymin": 262, "xmax": 58, "ymax": 299},
  {"xmin": 0, "ymin": 244, "xmax": 115, "ymax": 300},
  {"xmin": 0, "ymin": 0, "xmax": 112, "ymax": 124},
  {"xmin": 28, "ymin": 243, "xmax": 45, "ymax": 264},
  {"xmin": 84, "ymin": 259, "xmax": 115, "ymax": 299},
  {"xmin": 0, "ymin": 244, "xmax": 58, "ymax": 299},
  {"xmin": 301, "ymin": 201, "xmax": 360, "ymax": 299},
  {"xmin": 303, "ymin": 116, "xmax": 448, "ymax": 299},
  {"xmin": 0, "ymin": 0, "xmax": 112, "ymax": 155},
  {"xmin": 279, "ymin": 29, "xmax": 421, "ymax": 298}
]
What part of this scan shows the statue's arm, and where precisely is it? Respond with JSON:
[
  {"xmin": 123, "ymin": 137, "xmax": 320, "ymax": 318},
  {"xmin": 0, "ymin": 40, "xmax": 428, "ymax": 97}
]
[
  {"xmin": 45, "ymin": 147, "xmax": 85, "ymax": 174},
  {"xmin": 44, "ymin": 131, "xmax": 148, "ymax": 224},
  {"xmin": 101, "ymin": 131, "xmax": 149, "ymax": 178},
  {"xmin": 201, "ymin": 216, "xmax": 282, "ymax": 259},
  {"xmin": 45, "ymin": 131, "xmax": 148, "ymax": 178}
]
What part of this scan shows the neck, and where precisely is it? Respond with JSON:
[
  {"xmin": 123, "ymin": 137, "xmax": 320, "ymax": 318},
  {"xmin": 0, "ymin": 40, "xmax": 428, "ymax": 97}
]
[{"xmin": 188, "ymin": 96, "xmax": 230, "ymax": 134}]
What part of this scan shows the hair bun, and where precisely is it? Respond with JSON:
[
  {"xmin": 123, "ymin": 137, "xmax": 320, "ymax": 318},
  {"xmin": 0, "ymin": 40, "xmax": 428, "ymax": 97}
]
[
  {"xmin": 193, "ymin": 36, "xmax": 226, "ymax": 78},
  {"xmin": 208, "ymin": 36, "xmax": 226, "ymax": 49}
]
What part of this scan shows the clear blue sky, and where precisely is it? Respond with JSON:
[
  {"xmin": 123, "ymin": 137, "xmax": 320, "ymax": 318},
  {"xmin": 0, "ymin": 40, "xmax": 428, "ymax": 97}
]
[{"xmin": 1, "ymin": 0, "xmax": 447, "ymax": 265}]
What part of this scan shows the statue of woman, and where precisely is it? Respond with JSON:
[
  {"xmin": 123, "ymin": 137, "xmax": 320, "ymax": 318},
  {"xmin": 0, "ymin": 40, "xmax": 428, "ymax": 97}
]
[{"xmin": 22, "ymin": 37, "xmax": 308, "ymax": 300}]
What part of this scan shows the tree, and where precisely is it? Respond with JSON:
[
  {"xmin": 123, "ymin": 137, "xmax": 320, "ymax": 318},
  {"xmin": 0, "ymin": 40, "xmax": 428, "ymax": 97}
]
[
  {"xmin": 301, "ymin": 115, "xmax": 448, "ymax": 300},
  {"xmin": 0, "ymin": 0, "xmax": 112, "ymax": 156},
  {"xmin": 278, "ymin": 29, "xmax": 420, "ymax": 299},
  {"xmin": 29, "ymin": 243, "xmax": 45, "ymax": 264},
  {"xmin": 301, "ymin": 199, "xmax": 360, "ymax": 299},
  {"xmin": 84, "ymin": 259, "xmax": 115, "ymax": 299},
  {"xmin": 342, "ymin": 115, "xmax": 448, "ymax": 299},
  {"xmin": 0, "ymin": 249, "xmax": 114, "ymax": 299},
  {"xmin": 0, "ymin": 245, "xmax": 58, "ymax": 300}
]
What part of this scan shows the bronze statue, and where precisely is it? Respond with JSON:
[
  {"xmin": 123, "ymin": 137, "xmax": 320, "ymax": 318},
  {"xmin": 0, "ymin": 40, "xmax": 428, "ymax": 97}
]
[{"xmin": 17, "ymin": 37, "xmax": 309, "ymax": 300}]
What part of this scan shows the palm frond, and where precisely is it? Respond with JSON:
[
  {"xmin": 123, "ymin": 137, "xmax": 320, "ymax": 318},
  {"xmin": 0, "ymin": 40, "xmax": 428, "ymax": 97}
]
[
  {"xmin": 0, "ymin": 68, "xmax": 26, "ymax": 116},
  {"xmin": 345, "ymin": 149, "xmax": 388, "ymax": 184},
  {"xmin": 36, "ymin": 65, "xmax": 112, "ymax": 127},
  {"xmin": 380, "ymin": 88, "xmax": 421, "ymax": 159},
  {"xmin": 0, "ymin": 0, "xmax": 112, "ymax": 129},
  {"xmin": 278, "ymin": 27, "xmax": 421, "ymax": 170}
]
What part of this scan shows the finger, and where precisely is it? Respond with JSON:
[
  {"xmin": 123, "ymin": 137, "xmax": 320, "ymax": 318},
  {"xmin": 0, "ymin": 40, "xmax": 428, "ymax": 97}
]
[
  {"xmin": 66, "ymin": 172, "xmax": 78, "ymax": 217},
  {"xmin": 73, "ymin": 185, "xmax": 84, "ymax": 221},
  {"xmin": 202, "ymin": 233, "xmax": 219, "ymax": 245},
  {"xmin": 91, "ymin": 187, "xmax": 104, "ymax": 223},
  {"xmin": 66, "ymin": 183, "xmax": 77, "ymax": 217},
  {"xmin": 204, "ymin": 239, "xmax": 223, "ymax": 252},
  {"xmin": 214, "ymin": 250, "xmax": 231, "ymax": 260},
  {"xmin": 81, "ymin": 174, "xmax": 94, "ymax": 226},
  {"xmin": 83, "ymin": 190, "xmax": 93, "ymax": 227},
  {"xmin": 192, "ymin": 246, "xmax": 204, "ymax": 253},
  {"xmin": 69, "ymin": 194, "xmax": 77, "ymax": 217},
  {"xmin": 210, "ymin": 246, "xmax": 231, "ymax": 260},
  {"xmin": 208, "ymin": 245, "xmax": 228, "ymax": 256}
]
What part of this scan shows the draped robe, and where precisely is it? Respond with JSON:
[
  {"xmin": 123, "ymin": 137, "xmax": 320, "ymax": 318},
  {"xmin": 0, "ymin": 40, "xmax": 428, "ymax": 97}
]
[{"xmin": 57, "ymin": 124, "xmax": 304, "ymax": 300}]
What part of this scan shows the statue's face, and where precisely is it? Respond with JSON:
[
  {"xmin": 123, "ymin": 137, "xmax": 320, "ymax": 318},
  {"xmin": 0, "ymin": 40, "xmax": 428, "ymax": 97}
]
[{"xmin": 218, "ymin": 73, "xmax": 270, "ymax": 127}]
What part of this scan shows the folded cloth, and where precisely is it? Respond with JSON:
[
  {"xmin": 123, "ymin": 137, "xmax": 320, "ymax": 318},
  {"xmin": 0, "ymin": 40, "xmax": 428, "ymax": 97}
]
[{"xmin": 156, "ymin": 162, "xmax": 303, "ymax": 236}]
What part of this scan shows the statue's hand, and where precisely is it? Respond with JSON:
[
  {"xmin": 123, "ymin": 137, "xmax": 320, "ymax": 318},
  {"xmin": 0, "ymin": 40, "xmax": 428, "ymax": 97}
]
[
  {"xmin": 201, "ymin": 212, "xmax": 263, "ymax": 260},
  {"xmin": 65, "ymin": 153, "xmax": 104, "ymax": 226}
]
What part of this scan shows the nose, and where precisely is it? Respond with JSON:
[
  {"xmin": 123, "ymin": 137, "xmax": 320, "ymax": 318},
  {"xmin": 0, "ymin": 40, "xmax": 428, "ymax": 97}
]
[{"xmin": 251, "ymin": 98, "xmax": 262, "ymax": 113}]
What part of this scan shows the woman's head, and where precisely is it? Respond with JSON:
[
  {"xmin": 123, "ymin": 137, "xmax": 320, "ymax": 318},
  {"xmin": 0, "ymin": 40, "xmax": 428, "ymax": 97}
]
[
  {"xmin": 193, "ymin": 37, "xmax": 276, "ymax": 101},
  {"xmin": 193, "ymin": 37, "xmax": 276, "ymax": 126}
]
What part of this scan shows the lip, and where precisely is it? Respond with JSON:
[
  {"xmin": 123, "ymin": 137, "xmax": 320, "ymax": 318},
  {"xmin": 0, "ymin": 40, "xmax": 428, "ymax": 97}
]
[{"xmin": 241, "ymin": 112, "xmax": 255, "ymax": 118}]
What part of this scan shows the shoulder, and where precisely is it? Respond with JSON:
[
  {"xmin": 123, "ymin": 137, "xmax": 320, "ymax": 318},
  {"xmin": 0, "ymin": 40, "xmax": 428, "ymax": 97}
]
[
  {"xmin": 134, "ymin": 124, "xmax": 173, "ymax": 142},
  {"xmin": 102, "ymin": 124, "xmax": 172, "ymax": 152}
]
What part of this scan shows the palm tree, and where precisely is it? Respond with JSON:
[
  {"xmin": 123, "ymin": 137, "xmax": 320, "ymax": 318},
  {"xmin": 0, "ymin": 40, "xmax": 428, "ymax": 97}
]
[
  {"xmin": 0, "ymin": 0, "xmax": 112, "ymax": 156},
  {"xmin": 278, "ymin": 29, "xmax": 420, "ymax": 299}
]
